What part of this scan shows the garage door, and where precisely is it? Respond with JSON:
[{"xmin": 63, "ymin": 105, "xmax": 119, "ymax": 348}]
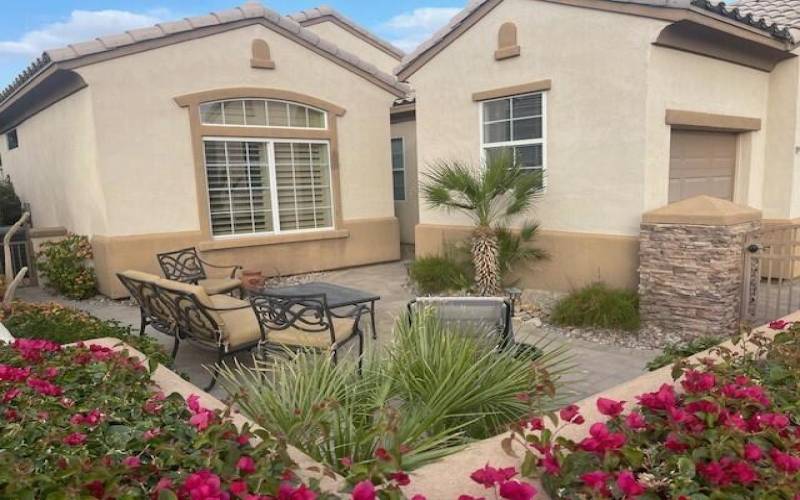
[{"xmin": 669, "ymin": 130, "xmax": 737, "ymax": 203}]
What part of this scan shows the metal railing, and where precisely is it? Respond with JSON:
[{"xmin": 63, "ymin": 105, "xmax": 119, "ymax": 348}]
[{"xmin": 0, "ymin": 226, "xmax": 33, "ymax": 284}]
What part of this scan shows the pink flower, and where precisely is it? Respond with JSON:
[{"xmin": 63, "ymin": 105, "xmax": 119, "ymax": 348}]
[
  {"xmin": 411, "ymin": 496, "xmax": 427, "ymax": 500},
  {"xmin": 581, "ymin": 470, "xmax": 610, "ymax": 491},
  {"xmin": 470, "ymin": 464, "xmax": 517, "ymax": 487},
  {"xmin": 769, "ymin": 319, "xmax": 790, "ymax": 330},
  {"xmin": 498, "ymin": 480, "xmax": 537, "ymax": 500},
  {"xmin": 180, "ymin": 470, "xmax": 225, "ymax": 500},
  {"xmin": 0, "ymin": 364, "xmax": 30, "ymax": 382},
  {"xmin": 70, "ymin": 413, "xmax": 85, "ymax": 425},
  {"xmin": 770, "ymin": 449, "xmax": 800, "ymax": 473},
  {"xmin": 43, "ymin": 367, "xmax": 59, "ymax": 379},
  {"xmin": 4, "ymin": 408, "xmax": 19, "ymax": 421},
  {"xmin": 728, "ymin": 461, "xmax": 758, "ymax": 485},
  {"xmin": 152, "ymin": 477, "xmax": 173, "ymax": 495},
  {"xmin": 236, "ymin": 433, "xmax": 250, "ymax": 446},
  {"xmin": 351, "ymin": 480, "xmax": 375, "ymax": 500},
  {"xmin": 681, "ymin": 370, "xmax": 716, "ymax": 393},
  {"xmin": 388, "ymin": 471, "xmax": 411, "ymax": 486},
  {"xmin": 187, "ymin": 393, "xmax": 202, "ymax": 413},
  {"xmin": 597, "ymin": 397, "xmax": 625, "ymax": 417},
  {"xmin": 579, "ymin": 422, "xmax": 626, "ymax": 455},
  {"xmin": 276, "ymin": 484, "xmax": 316, "ymax": 500},
  {"xmin": 13, "ymin": 339, "xmax": 61, "ymax": 362},
  {"xmin": 26, "ymin": 377, "xmax": 62, "ymax": 396},
  {"xmin": 237, "ymin": 456, "xmax": 257, "ymax": 475},
  {"xmin": 63, "ymin": 432, "xmax": 87, "ymax": 446},
  {"xmin": 624, "ymin": 411, "xmax": 647, "ymax": 430},
  {"xmin": 84, "ymin": 409, "xmax": 103, "ymax": 426},
  {"xmin": 665, "ymin": 433, "xmax": 688, "ymax": 452},
  {"xmin": 744, "ymin": 443, "xmax": 763, "ymax": 461},
  {"xmin": 758, "ymin": 412, "xmax": 790, "ymax": 430},
  {"xmin": 540, "ymin": 452, "xmax": 560, "ymax": 474},
  {"xmin": 559, "ymin": 404, "xmax": 584, "ymax": 424},
  {"xmin": 189, "ymin": 409, "xmax": 214, "ymax": 431},
  {"xmin": 143, "ymin": 428, "xmax": 161, "ymax": 441},
  {"xmin": 2, "ymin": 388, "xmax": 20, "ymax": 403},
  {"xmin": 230, "ymin": 479, "xmax": 248, "ymax": 496},
  {"xmin": 339, "ymin": 457, "xmax": 353, "ymax": 468},
  {"xmin": 526, "ymin": 417, "xmax": 544, "ymax": 431},
  {"xmin": 374, "ymin": 447, "xmax": 392, "ymax": 461},
  {"xmin": 637, "ymin": 384, "xmax": 676, "ymax": 411},
  {"xmin": 698, "ymin": 461, "xmax": 728, "ymax": 486},
  {"xmin": 617, "ymin": 470, "xmax": 646, "ymax": 497},
  {"xmin": 123, "ymin": 456, "xmax": 141, "ymax": 469},
  {"xmin": 85, "ymin": 480, "xmax": 105, "ymax": 498}
]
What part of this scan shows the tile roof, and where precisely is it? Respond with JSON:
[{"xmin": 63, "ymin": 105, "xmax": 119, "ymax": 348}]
[
  {"xmin": 395, "ymin": 0, "xmax": 794, "ymax": 78},
  {"xmin": 288, "ymin": 5, "xmax": 405, "ymax": 59},
  {"xmin": 734, "ymin": 0, "xmax": 800, "ymax": 31},
  {"xmin": 1, "ymin": 2, "xmax": 409, "ymax": 106}
]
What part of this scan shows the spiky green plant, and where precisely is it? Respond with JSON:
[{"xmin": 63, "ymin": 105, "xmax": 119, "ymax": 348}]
[
  {"xmin": 217, "ymin": 310, "xmax": 571, "ymax": 474},
  {"xmin": 422, "ymin": 154, "xmax": 543, "ymax": 295}
]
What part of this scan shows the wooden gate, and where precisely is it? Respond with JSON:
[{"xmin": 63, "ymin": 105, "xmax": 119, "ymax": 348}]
[{"xmin": 742, "ymin": 223, "xmax": 800, "ymax": 324}]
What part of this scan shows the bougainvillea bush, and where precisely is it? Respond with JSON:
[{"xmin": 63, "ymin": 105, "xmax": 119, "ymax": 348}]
[
  {"xmin": 483, "ymin": 323, "xmax": 800, "ymax": 499},
  {"xmin": 0, "ymin": 338, "xmax": 334, "ymax": 498}
]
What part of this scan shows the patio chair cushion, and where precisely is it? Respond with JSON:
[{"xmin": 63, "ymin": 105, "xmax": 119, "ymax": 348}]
[
  {"xmin": 120, "ymin": 270, "xmax": 161, "ymax": 283},
  {"xmin": 210, "ymin": 294, "xmax": 262, "ymax": 349},
  {"xmin": 199, "ymin": 277, "xmax": 242, "ymax": 295},
  {"xmin": 266, "ymin": 317, "xmax": 356, "ymax": 349}
]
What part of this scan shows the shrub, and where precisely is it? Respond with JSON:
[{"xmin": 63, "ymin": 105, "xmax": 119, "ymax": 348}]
[
  {"xmin": 0, "ymin": 301, "xmax": 170, "ymax": 367},
  {"xmin": 0, "ymin": 175, "xmax": 22, "ymax": 226},
  {"xmin": 550, "ymin": 282, "xmax": 640, "ymax": 331},
  {"xmin": 36, "ymin": 234, "xmax": 97, "ymax": 299},
  {"xmin": 480, "ymin": 323, "xmax": 800, "ymax": 499},
  {"xmin": 219, "ymin": 311, "xmax": 570, "ymax": 477},
  {"xmin": 408, "ymin": 251, "xmax": 472, "ymax": 294},
  {"xmin": 646, "ymin": 335, "xmax": 724, "ymax": 371},
  {"xmin": 0, "ymin": 339, "xmax": 326, "ymax": 498},
  {"xmin": 496, "ymin": 225, "xmax": 548, "ymax": 287}
]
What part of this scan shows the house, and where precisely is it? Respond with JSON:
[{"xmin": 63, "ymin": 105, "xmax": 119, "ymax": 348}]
[
  {"xmin": 0, "ymin": 3, "xmax": 411, "ymax": 298},
  {"xmin": 396, "ymin": 0, "xmax": 800, "ymax": 291}
]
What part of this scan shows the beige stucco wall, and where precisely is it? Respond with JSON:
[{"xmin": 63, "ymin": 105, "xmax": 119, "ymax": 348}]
[
  {"xmin": 0, "ymin": 89, "xmax": 106, "ymax": 235},
  {"xmin": 409, "ymin": 0, "xmax": 663, "ymax": 237},
  {"xmin": 390, "ymin": 118, "xmax": 419, "ymax": 244},
  {"xmin": 302, "ymin": 21, "xmax": 401, "ymax": 74},
  {"xmin": 73, "ymin": 23, "xmax": 397, "ymax": 237},
  {"xmin": 643, "ymin": 46, "xmax": 773, "ymax": 214}
]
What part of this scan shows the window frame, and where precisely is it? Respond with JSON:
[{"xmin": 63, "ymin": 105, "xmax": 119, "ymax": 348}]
[
  {"xmin": 6, "ymin": 130, "xmax": 18, "ymax": 150},
  {"xmin": 202, "ymin": 136, "xmax": 336, "ymax": 240},
  {"xmin": 199, "ymin": 98, "xmax": 328, "ymax": 130},
  {"xmin": 390, "ymin": 137, "xmax": 406, "ymax": 202},
  {"xmin": 479, "ymin": 91, "xmax": 547, "ymax": 191}
]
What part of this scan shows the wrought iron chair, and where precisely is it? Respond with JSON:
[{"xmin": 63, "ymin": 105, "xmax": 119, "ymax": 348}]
[
  {"xmin": 250, "ymin": 292, "xmax": 364, "ymax": 372},
  {"xmin": 407, "ymin": 296, "xmax": 538, "ymax": 355},
  {"xmin": 157, "ymin": 247, "xmax": 243, "ymax": 297},
  {"xmin": 117, "ymin": 271, "xmax": 264, "ymax": 390}
]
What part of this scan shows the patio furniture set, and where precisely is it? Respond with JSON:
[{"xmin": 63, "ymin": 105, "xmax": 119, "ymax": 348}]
[{"xmin": 117, "ymin": 247, "xmax": 520, "ymax": 389}]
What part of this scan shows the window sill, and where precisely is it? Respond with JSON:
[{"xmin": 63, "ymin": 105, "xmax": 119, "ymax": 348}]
[{"xmin": 198, "ymin": 229, "xmax": 350, "ymax": 251}]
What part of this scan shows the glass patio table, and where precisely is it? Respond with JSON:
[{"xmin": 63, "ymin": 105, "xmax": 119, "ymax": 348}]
[{"xmin": 254, "ymin": 281, "xmax": 381, "ymax": 339}]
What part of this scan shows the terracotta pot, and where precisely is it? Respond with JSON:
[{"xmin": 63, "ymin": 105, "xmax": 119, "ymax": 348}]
[{"xmin": 241, "ymin": 270, "xmax": 265, "ymax": 290}]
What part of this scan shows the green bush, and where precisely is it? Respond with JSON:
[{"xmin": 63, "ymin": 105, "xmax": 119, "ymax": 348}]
[
  {"xmin": 496, "ymin": 225, "xmax": 548, "ymax": 286},
  {"xmin": 219, "ymin": 311, "xmax": 571, "ymax": 475},
  {"xmin": 1, "ymin": 301, "xmax": 170, "ymax": 367},
  {"xmin": 646, "ymin": 335, "xmax": 723, "ymax": 371},
  {"xmin": 0, "ymin": 175, "xmax": 22, "ymax": 226},
  {"xmin": 550, "ymin": 282, "xmax": 640, "ymax": 331},
  {"xmin": 408, "ymin": 252, "xmax": 472, "ymax": 294},
  {"xmin": 36, "ymin": 234, "xmax": 97, "ymax": 299}
]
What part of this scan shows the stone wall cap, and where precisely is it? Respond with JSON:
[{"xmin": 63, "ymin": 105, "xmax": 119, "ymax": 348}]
[{"xmin": 642, "ymin": 195, "xmax": 762, "ymax": 226}]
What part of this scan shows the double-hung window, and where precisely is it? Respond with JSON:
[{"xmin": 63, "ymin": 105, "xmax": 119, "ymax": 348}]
[
  {"xmin": 391, "ymin": 137, "xmax": 405, "ymax": 201},
  {"xmin": 480, "ymin": 92, "xmax": 545, "ymax": 188},
  {"xmin": 200, "ymin": 99, "xmax": 334, "ymax": 237}
]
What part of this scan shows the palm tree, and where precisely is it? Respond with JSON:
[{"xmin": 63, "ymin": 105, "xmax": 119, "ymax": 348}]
[{"xmin": 422, "ymin": 154, "xmax": 543, "ymax": 296}]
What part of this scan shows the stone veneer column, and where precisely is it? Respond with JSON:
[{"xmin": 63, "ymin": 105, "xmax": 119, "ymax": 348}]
[{"xmin": 638, "ymin": 195, "xmax": 761, "ymax": 338}]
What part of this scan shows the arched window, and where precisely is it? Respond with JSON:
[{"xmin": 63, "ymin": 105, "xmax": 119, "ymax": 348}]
[{"xmin": 199, "ymin": 99, "xmax": 327, "ymax": 129}]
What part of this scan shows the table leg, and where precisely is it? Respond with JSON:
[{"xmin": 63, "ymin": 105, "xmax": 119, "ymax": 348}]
[{"xmin": 370, "ymin": 301, "xmax": 377, "ymax": 340}]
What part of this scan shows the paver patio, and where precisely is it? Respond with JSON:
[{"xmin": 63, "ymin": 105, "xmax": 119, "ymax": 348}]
[{"xmin": 15, "ymin": 260, "xmax": 658, "ymax": 401}]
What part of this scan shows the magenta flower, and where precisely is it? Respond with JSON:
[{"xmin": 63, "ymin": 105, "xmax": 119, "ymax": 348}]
[
  {"xmin": 237, "ymin": 456, "xmax": 256, "ymax": 475},
  {"xmin": 26, "ymin": 377, "xmax": 62, "ymax": 397},
  {"xmin": 374, "ymin": 447, "xmax": 392, "ymax": 461},
  {"xmin": 123, "ymin": 456, "xmax": 141, "ymax": 469},
  {"xmin": 665, "ymin": 433, "xmax": 688, "ymax": 452},
  {"xmin": 617, "ymin": 470, "xmax": 646, "ymax": 497},
  {"xmin": 744, "ymin": 443, "xmax": 763, "ymax": 461},
  {"xmin": 580, "ymin": 470, "xmax": 610, "ymax": 491},
  {"xmin": 624, "ymin": 411, "xmax": 647, "ymax": 430},
  {"xmin": 190, "ymin": 409, "xmax": 214, "ymax": 431},
  {"xmin": 579, "ymin": 422, "xmax": 626, "ymax": 455},
  {"xmin": 0, "ymin": 364, "xmax": 30, "ymax": 382},
  {"xmin": 769, "ymin": 319, "xmax": 790, "ymax": 330},
  {"xmin": 180, "ymin": 470, "xmax": 225, "ymax": 500},
  {"xmin": 597, "ymin": 397, "xmax": 625, "ymax": 417},
  {"xmin": 229, "ymin": 479, "xmax": 248, "ymax": 496},
  {"xmin": 351, "ymin": 480, "xmax": 376, "ymax": 500},
  {"xmin": 498, "ymin": 480, "xmax": 537, "ymax": 500},
  {"xmin": 2, "ymin": 388, "xmax": 20, "ymax": 403},
  {"xmin": 559, "ymin": 404, "xmax": 584, "ymax": 424},
  {"xmin": 770, "ymin": 449, "xmax": 800, "ymax": 473},
  {"xmin": 637, "ymin": 384, "xmax": 676, "ymax": 411},
  {"xmin": 681, "ymin": 370, "xmax": 716, "ymax": 393},
  {"xmin": 470, "ymin": 464, "xmax": 517, "ymax": 487},
  {"xmin": 63, "ymin": 432, "xmax": 87, "ymax": 446},
  {"xmin": 388, "ymin": 471, "xmax": 411, "ymax": 486}
]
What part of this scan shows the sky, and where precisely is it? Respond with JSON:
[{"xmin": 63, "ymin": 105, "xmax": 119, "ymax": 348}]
[{"xmin": 0, "ymin": 0, "xmax": 467, "ymax": 88}]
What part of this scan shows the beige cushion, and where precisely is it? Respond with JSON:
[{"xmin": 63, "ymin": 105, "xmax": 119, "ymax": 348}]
[
  {"xmin": 120, "ymin": 270, "xmax": 161, "ymax": 283},
  {"xmin": 157, "ymin": 278, "xmax": 225, "ymax": 333},
  {"xmin": 267, "ymin": 317, "xmax": 356, "ymax": 349},
  {"xmin": 210, "ymin": 294, "xmax": 261, "ymax": 349},
  {"xmin": 199, "ymin": 277, "xmax": 242, "ymax": 295}
]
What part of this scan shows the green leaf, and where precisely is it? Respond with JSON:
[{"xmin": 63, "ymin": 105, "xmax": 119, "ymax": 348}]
[{"xmin": 678, "ymin": 457, "xmax": 696, "ymax": 479}]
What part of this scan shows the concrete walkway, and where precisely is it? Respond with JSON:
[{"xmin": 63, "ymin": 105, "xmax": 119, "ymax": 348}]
[{"xmin": 16, "ymin": 260, "xmax": 658, "ymax": 402}]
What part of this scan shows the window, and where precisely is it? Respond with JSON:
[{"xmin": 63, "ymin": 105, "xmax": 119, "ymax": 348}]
[
  {"xmin": 391, "ymin": 138, "xmax": 405, "ymax": 201},
  {"xmin": 6, "ymin": 130, "xmax": 18, "ymax": 150},
  {"xmin": 203, "ymin": 138, "xmax": 333, "ymax": 237},
  {"xmin": 480, "ymin": 92, "xmax": 545, "ymax": 188},
  {"xmin": 199, "ymin": 99, "xmax": 326, "ymax": 128}
]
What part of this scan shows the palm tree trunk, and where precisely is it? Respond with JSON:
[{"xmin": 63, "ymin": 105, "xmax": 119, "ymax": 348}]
[{"xmin": 472, "ymin": 226, "xmax": 501, "ymax": 296}]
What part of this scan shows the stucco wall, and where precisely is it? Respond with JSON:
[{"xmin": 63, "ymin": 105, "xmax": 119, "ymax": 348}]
[
  {"xmin": 409, "ymin": 0, "xmax": 662, "ymax": 237},
  {"xmin": 301, "ymin": 21, "xmax": 401, "ymax": 74},
  {"xmin": 0, "ymin": 89, "xmax": 105, "ymax": 234},
  {"xmin": 644, "ymin": 45, "xmax": 773, "ymax": 215},
  {"xmin": 390, "ymin": 118, "xmax": 419, "ymax": 244},
  {"xmin": 74, "ymin": 23, "xmax": 397, "ymax": 237}
]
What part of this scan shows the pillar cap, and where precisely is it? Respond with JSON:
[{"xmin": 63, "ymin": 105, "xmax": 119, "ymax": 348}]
[{"xmin": 642, "ymin": 196, "xmax": 761, "ymax": 226}]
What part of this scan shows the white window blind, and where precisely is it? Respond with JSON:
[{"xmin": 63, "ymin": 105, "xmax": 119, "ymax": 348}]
[
  {"xmin": 203, "ymin": 139, "xmax": 333, "ymax": 237},
  {"xmin": 391, "ymin": 138, "xmax": 405, "ymax": 201},
  {"xmin": 481, "ymin": 92, "xmax": 545, "ymax": 188}
]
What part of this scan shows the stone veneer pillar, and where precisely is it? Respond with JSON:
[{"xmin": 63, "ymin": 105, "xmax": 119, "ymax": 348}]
[{"xmin": 638, "ymin": 195, "xmax": 761, "ymax": 338}]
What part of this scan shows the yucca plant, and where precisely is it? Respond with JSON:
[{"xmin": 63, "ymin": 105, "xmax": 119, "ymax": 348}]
[
  {"xmin": 422, "ymin": 154, "xmax": 543, "ymax": 295},
  {"xmin": 217, "ymin": 310, "xmax": 571, "ymax": 475}
]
